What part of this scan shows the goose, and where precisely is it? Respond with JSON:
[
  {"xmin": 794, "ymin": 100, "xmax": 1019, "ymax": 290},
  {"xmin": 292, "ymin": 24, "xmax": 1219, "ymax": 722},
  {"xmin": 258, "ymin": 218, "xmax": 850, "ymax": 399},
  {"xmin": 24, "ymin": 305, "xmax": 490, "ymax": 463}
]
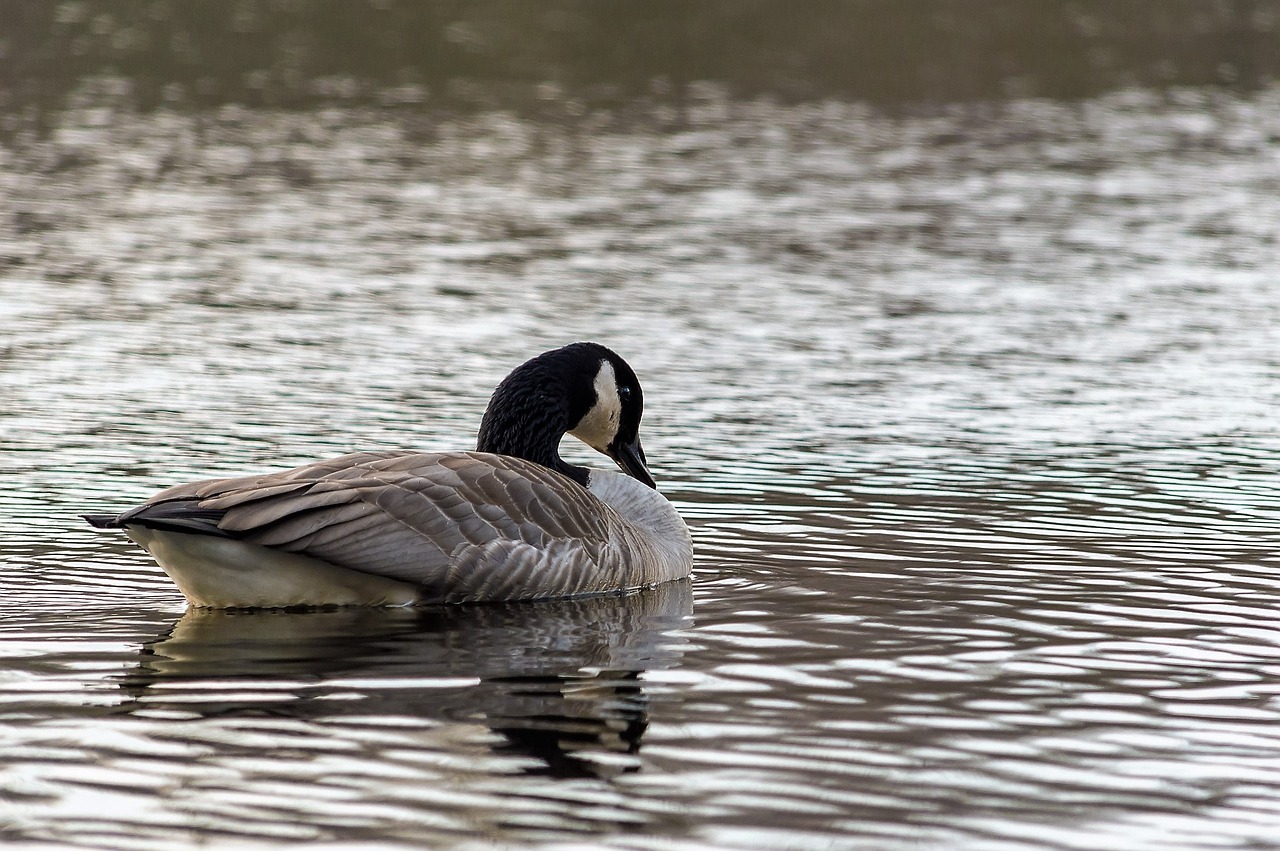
[{"xmin": 85, "ymin": 342, "xmax": 693, "ymax": 608}]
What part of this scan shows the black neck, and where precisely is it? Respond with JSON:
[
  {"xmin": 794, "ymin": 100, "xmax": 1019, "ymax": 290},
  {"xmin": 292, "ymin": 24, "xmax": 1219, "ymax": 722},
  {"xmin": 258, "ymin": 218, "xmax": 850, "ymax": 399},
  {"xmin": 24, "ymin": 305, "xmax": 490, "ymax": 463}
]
[{"xmin": 476, "ymin": 388, "xmax": 589, "ymax": 487}]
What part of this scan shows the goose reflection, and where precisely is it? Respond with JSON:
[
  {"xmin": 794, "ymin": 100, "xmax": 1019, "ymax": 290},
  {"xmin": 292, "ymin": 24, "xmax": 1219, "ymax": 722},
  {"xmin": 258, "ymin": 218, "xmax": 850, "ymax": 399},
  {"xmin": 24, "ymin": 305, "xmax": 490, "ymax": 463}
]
[{"xmin": 120, "ymin": 580, "xmax": 693, "ymax": 778}]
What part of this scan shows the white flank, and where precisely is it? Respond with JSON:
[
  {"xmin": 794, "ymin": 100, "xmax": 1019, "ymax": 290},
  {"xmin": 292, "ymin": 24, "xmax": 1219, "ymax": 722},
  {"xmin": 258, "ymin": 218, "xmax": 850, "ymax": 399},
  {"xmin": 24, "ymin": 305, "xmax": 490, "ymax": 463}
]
[{"xmin": 128, "ymin": 526, "xmax": 420, "ymax": 608}]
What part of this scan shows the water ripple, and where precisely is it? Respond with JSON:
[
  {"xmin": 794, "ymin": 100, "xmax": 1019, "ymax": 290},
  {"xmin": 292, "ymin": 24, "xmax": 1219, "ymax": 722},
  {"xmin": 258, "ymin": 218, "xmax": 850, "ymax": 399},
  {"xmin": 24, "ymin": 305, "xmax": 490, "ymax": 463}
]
[{"xmin": 6, "ymin": 83, "xmax": 1280, "ymax": 848}]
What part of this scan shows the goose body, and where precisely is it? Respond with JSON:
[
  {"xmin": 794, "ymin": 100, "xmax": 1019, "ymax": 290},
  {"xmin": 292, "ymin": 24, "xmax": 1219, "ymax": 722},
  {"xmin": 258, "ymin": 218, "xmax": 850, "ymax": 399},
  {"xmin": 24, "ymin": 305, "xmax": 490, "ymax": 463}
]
[{"xmin": 86, "ymin": 343, "xmax": 693, "ymax": 607}]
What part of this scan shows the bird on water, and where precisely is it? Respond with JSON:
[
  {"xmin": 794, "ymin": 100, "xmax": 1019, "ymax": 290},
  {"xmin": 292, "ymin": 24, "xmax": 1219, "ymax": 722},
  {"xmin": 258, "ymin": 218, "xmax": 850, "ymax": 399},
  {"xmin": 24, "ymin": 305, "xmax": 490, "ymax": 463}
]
[{"xmin": 84, "ymin": 342, "xmax": 693, "ymax": 608}]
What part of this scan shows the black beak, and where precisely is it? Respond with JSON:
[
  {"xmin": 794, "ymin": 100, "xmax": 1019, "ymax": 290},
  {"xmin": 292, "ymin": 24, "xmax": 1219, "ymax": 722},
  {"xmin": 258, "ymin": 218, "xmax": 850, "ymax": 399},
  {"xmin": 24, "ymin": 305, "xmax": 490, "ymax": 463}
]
[{"xmin": 608, "ymin": 437, "xmax": 656, "ymax": 489}]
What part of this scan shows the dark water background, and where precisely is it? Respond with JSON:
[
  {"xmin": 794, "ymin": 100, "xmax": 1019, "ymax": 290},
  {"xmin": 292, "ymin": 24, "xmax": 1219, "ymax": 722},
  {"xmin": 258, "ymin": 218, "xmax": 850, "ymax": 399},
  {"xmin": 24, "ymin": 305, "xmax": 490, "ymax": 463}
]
[
  {"xmin": 4, "ymin": 3, "xmax": 1280, "ymax": 848},
  {"xmin": 2, "ymin": 0, "xmax": 1277, "ymax": 117}
]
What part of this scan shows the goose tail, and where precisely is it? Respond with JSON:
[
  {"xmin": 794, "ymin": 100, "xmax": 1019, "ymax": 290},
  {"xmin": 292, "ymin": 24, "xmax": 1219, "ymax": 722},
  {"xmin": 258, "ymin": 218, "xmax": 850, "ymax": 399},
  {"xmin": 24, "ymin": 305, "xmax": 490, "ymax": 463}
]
[{"xmin": 84, "ymin": 504, "xmax": 230, "ymax": 537}]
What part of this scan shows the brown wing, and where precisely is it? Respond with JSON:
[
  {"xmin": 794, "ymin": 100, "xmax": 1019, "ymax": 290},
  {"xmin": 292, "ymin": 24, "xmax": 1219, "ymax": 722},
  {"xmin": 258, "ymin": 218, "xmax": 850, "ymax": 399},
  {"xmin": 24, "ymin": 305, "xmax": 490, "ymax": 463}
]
[{"xmin": 126, "ymin": 451, "xmax": 626, "ymax": 599}]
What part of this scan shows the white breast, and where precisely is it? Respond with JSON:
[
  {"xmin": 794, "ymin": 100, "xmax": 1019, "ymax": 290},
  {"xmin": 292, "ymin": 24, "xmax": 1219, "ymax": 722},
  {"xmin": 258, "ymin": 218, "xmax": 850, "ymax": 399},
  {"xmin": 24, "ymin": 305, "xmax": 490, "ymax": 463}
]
[{"xmin": 586, "ymin": 470, "xmax": 693, "ymax": 585}]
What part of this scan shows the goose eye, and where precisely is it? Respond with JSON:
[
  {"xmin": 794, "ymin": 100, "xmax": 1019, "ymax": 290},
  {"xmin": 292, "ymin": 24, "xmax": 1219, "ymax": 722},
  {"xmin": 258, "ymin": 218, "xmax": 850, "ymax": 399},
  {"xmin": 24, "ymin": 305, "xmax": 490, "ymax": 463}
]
[{"xmin": 617, "ymin": 385, "xmax": 633, "ymax": 403}]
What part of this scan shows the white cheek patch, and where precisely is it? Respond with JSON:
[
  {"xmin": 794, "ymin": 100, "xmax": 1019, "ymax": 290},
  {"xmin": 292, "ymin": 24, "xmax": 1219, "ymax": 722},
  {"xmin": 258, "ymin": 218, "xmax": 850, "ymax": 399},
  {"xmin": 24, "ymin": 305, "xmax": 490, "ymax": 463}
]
[{"xmin": 569, "ymin": 359, "xmax": 621, "ymax": 453}]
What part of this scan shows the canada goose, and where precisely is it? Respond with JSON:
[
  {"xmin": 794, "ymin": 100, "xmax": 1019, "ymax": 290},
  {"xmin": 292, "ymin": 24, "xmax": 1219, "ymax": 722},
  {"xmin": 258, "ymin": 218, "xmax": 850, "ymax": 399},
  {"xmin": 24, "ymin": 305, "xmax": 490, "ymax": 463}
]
[{"xmin": 85, "ymin": 342, "xmax": 693, "ymax": 608}]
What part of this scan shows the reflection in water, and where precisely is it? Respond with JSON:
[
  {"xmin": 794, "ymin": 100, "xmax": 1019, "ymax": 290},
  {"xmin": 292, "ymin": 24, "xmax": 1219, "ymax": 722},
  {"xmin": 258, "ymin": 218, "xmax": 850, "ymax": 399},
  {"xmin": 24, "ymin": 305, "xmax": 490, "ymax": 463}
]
[{"xmin": 123, "ymin": 582, "xmax": 693, "ymax": 780}]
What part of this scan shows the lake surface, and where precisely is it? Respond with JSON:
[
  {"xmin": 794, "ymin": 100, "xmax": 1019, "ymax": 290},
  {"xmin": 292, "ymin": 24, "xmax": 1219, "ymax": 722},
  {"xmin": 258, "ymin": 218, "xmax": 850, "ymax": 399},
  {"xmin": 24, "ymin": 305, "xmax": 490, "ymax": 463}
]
[{"xmin": 5, "ymin": 4, "xmax": 1280, "ymax": 849}]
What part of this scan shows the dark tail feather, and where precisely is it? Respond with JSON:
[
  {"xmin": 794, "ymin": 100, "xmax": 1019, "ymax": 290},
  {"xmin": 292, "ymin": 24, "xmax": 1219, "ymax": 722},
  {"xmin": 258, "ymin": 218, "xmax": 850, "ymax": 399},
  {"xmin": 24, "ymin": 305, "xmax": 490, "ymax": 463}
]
[{"xmin": 86, "ymin": 502, "xmax": 232, "ymax": 537}]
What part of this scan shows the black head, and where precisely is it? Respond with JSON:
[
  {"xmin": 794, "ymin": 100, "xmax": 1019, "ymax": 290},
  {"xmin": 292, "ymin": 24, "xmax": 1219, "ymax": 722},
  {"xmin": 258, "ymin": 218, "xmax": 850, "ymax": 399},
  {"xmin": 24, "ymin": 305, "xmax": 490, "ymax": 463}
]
[{"xmin": 476, "ymin": 342, "xmax": 654, "ymax": 488}]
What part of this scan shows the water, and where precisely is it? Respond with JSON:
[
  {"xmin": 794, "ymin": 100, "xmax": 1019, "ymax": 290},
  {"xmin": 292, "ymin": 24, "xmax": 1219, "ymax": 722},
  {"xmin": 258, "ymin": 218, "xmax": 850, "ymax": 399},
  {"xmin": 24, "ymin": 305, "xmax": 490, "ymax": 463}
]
[{"xmin": 6, "ymin": 5, "xmax": 1280, "ymax": 849}]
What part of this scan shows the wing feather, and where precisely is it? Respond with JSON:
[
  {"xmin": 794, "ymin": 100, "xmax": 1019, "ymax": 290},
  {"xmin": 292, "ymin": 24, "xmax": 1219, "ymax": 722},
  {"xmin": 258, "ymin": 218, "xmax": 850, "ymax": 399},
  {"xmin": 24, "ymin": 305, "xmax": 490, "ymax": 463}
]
[
  {"xmin": 248, "ymin": 502, "xmax": 376, "ymax": 548},
  {"xmin": 209, "ymin": 487, "xmax": 362, "ymax": 532},
  {"xmin": 122, "ymin": 450, "xmax": 635, "ymax": 595}
]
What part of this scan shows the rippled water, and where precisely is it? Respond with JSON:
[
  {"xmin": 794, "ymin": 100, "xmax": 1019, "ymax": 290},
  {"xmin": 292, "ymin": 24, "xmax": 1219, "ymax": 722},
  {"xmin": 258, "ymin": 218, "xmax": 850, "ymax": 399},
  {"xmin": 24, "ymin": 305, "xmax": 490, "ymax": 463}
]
[{"xmin": 5, "ymin": 71, "xmax": 1280, "ymax": 848}]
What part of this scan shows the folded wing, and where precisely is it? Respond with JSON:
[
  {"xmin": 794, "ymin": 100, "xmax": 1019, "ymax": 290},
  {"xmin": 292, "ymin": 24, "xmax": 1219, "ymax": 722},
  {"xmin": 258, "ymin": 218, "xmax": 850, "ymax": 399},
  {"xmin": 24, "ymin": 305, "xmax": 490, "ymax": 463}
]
[{"xmin": 113, "ymin": 451, "xmax": 622, "ymax": 599}]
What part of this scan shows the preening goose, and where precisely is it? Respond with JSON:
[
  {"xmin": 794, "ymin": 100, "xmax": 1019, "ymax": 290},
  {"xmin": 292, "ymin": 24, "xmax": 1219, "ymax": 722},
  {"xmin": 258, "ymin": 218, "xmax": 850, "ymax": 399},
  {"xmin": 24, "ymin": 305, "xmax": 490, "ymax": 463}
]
[{"xmin": 85, "ymin": 342, "xmax": 693, "ymax": 608}]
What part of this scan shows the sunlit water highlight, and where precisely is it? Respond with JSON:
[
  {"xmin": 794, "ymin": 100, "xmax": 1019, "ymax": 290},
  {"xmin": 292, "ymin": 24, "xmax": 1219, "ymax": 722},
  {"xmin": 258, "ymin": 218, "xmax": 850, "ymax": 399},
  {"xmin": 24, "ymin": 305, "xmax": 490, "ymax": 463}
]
[{"xmin": 4, "ymin": 85, "xmax": 1280, "ymax": 848}]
